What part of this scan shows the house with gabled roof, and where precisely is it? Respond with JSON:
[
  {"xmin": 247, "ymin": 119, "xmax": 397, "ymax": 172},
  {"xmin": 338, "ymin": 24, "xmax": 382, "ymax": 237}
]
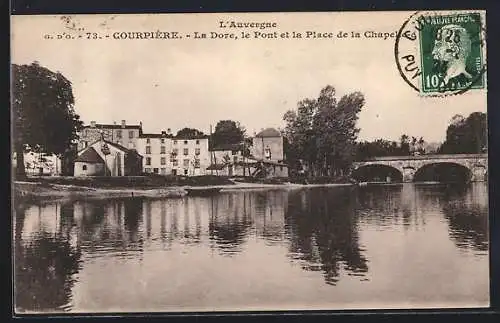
[{"xmin": 74, "ymin": 137, "xmax": 143, "ymax": 176}]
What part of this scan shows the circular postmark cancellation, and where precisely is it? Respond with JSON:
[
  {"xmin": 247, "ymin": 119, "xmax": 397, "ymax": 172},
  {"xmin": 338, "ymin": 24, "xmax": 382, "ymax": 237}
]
[{"xmin": 395, "ymin": 11, "xmax": 487, "ymax": 97}]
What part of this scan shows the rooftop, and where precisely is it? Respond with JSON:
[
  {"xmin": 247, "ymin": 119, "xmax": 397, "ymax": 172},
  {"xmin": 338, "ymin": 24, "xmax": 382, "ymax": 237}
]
[
  {"xmin": 74, "ymin": 147, "xmax": 105, "ymax": 164},
  {"xmin": 210, "ymin": 143, "xmax": 244, "ymax": 152},
  {"xmin": 84, "ymin": 123, "xmax": 142, "ymax": 130},
  {"xmin": 140, "ymin": 133, "xmax": 174, "ymax": 138}
]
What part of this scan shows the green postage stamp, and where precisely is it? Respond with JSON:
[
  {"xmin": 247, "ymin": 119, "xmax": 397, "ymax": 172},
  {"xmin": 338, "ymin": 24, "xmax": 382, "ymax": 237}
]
[
  {"xmin": 419, "ymin": 12, "xmax": 486, "ymax": 94},
  {"xmin": 396, "ymin": 11, "xmax": 486, "ymax": 96}
]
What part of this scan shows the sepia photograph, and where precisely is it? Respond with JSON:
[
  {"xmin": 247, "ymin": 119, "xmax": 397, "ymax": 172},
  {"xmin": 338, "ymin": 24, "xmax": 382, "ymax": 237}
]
[{"xmin": 11, "ymin": 11, "xmax": 489, "ymax": 313}]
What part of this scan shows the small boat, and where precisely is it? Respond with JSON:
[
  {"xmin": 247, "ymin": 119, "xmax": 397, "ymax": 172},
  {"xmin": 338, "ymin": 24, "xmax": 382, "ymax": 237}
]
[{"xmin": 185, "ymin": 187, "xmax": 222, "ymax": 196}]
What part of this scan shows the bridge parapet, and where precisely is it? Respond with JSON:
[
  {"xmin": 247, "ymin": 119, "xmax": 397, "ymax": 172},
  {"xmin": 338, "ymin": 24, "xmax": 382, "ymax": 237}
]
[{"xmin": 356, "ymin": 153, "xmax": 487, "ymax": 162}]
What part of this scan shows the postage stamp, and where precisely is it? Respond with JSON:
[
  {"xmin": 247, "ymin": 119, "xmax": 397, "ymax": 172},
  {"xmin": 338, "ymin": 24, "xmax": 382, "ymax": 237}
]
[
  {"xmin": 395, "ymin": 11, "xmax": 487, "ymax": 96},
  {"xmin": 419, "ymin": 12, "xmax": 485, "ymax": 93}
]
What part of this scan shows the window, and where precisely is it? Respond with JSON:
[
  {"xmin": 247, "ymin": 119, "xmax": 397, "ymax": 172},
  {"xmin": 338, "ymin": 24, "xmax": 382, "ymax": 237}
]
[
  {"xmin": 265, "ymin": 148, "xmax": 271, "ymax": 159},
  {"xmin": 232, "ymin": 150, "xmax": 238, "ymax": 155},
  {"xmin": 184, "ymin": 140, "xmax": 188, "ymax": 145},
  {"xmin": 146, "ymin": 138, "xmax": 150, "ymax": 144},
  {"xmin": 129, "ymin": 131, "xmax": 134, "ymax": 138},
  {"xmin": 82, "ymin": 164, "xmax": 87, "ymax": 171},
  {"xmin": 153, "ymin": 168, "xmax": 159, "ymax": 174},
  {"xmin": 128, "ymin": 141, "xmax": 134, "ymax": 149},
  {"xmin": 161, "ymin": 146, "xmax": 166, "ymax": 154},
  {"xmin": 160, "ymin": 157, "xmax": 166, "ymax": 165},
  {"xmin": 173, "ymin": 160, "xmax": 178, "ymax": 166},
  {"xmin": 184, "ymin": 169, "xmax": 188, "ymax": 175},
  {"xmin": 195, "ymin": 148, "xmax": 200, "ymax": 155},
  {"xmin": 161, "ymin": 138, "xmax": 165, "ymax": 144},
  {"xmin": 194, "ymin": 159, "xmax": 200, "ymax": 168},
  {"xmin": 183, "ymin": 148, "xmax": 189, "ymax": 155},
  {"xmin": 172, "ymin": 148, "xmax": 179, "ymax": 155},
  {"xmin": 116, "ymin": 130, "xmax": 122, "ymax": 138},
  {"xmin": 183, "ymin": 159, "xmax": 190, "ymax": 167},
  {"xmin": 144, "ymin": 167, "xmax": 151, "ymax": 173},
  {"xmin": 146, "ymin": 157, "xmax": 151, "ymax": 165},
  {"xmin": 173, "ymin": 140, "xmax": 178, "ymax": 145},
  {"xmin": 83, "ymin": 141, "xmax": 88, "ymax": 148},
  {"xmin": 196, "ymin": 140, "xmax": 200, "ymax": 145},
  {"xmin": 233, "ymin": 156, "xmax": 238, "ymax": 163},
  {"xmin": 146, "ymin": 146, "xmax": 151, "ymax": 154},
  {"xmin": 160, "ymin": 168, "xmax": 166, "ymax": 174}
]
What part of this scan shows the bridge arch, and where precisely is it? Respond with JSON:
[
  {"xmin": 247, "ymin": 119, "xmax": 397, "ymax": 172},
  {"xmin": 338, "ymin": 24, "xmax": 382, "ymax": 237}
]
[
  {"xmin": 351, "ymin": 164, "xmax": 403, "ymax": 183},
  {"xmin": 413, "ymin": 162, "xmax": 472, "ymax": 183}
]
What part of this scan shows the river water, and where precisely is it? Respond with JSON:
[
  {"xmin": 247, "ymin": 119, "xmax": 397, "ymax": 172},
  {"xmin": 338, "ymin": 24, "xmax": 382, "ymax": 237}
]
[{"xmin": 13, "ymin": 183, "xmax": 489, "ymax": 313}]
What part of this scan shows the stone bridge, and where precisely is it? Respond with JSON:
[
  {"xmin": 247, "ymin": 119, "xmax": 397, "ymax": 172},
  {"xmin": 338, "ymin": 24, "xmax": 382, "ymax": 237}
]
[{"xmin": 351, "ymin": 154, "xmax": 488, "ymax": 182}]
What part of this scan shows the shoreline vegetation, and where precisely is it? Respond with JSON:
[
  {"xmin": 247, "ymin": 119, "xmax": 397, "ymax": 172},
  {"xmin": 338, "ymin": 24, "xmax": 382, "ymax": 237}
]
[{"xmin": 13, "ymin": 175, "xmax": 355, "ymax": 202}]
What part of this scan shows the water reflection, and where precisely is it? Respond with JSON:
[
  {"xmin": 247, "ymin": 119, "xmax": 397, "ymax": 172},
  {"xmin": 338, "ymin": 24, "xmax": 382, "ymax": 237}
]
[
  {"xmin": 13, "ymin": 183, "xmax": 489, "ymax": 313},
  {"xmin": 441, "ymin": 184, "xmax": 489, "ymax": 253},
  {"xmin": 14, "ymin": 203, "xmax": 82, "ymax": 312},
  {"xmin": 285, "ymin": 187, "xmax": 369, "ymax": 285}
]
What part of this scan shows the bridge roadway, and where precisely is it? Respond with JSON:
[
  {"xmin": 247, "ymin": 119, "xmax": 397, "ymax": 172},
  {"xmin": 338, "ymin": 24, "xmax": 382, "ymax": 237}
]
[{"xmin": 351, "ymin": 153, "xmax": 488, "ymax": 182}]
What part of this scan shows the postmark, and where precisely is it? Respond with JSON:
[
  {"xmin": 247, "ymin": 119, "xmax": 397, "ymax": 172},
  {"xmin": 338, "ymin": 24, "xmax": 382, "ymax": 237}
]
[{"xmin": 395, "ymin": 11, "xmax": 487, "ymax": 96}]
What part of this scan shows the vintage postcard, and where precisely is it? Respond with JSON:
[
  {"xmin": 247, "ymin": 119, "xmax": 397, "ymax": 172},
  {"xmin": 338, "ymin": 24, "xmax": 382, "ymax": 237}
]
[{"xmin": 11, "ymin": 11, "xmax": 489, "ymax": 314}]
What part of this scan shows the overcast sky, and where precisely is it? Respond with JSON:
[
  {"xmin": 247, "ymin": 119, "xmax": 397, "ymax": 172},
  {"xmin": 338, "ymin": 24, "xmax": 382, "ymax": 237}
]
[{"xmin": 11, "ymin": 12, "xmax": 487, "ymax": 143}]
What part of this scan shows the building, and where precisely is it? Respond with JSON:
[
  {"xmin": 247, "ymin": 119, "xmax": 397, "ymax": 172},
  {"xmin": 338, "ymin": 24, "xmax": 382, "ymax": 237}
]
[
  {"xmin": 12, "ymin": 151, "xmax": 62, "ymax": 176},
  {"xmin": 74, "ymin": 121, "xmax": 288, "ymax": 177},
  {"xmin": 208, "ymin": 143, "xmax": 252, "ymax": 177},
  {"xmin": 137, "ymin": 131, "xmax": 211, "ymax": 176},
  {"xmin": 251, "ymin": 128, "xmax": 285, "ymax": 162},
  {"xmin": 206, "ymin": 129, "xmax": 289, "ymax": 178},
  {"xmin": 210, "ymin": 143, "xmax": 246, "ymax": 165},
  {"xmin": 74, "ymin": 138, "xmax": 143, "ymax": 176},
  {"xmin": 136, "ymin": 131, "xmax": 173, "ymax": 175},
  {"xmin": 77, "ymin": 120, "xmax": 143, "ymax": 151}
]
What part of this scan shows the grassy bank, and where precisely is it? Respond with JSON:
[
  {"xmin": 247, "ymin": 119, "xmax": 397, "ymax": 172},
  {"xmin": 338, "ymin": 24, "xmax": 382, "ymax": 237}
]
[
  {"xmin": 18, "ymin": 174, "xmax": 236, "ymax": 189},
  {"xmin": 13, "ymin": 174, "xmax": 355, "ymax": 202}
]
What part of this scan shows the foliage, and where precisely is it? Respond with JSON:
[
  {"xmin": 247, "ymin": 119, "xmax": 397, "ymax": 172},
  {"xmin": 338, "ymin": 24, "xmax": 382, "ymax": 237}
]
[
  {"xmin": 12, "ymin": 62, "xmax": 83, "ymax": 178},
  {"xmin": 355, "ymin": 135, "xmax": 426, "ymax": 160},
  {"xmin": 175, "ymin": 127, "xmax": 205, "ymax": 139},
  {"xmin": 438, "ymin": 112, "xmax": 487, "ymax": 154},
  {"xmin": 283, "ymin": 85, "xmax": 365, "ymax": 177},
  {"xmin": 210, "ymin": 120, "xmax": 246, "ymax": 148}
]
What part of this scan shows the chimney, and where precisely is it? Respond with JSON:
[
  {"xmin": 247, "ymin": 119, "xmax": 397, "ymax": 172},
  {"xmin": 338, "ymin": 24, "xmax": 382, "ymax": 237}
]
[
  {"xmin": 161, "ymin": 130, "xmax": 167, "ymax": 136},
  {"xmin": 90, "ymin": 121, "xmax": 96, "ymax": 128},
  {"xmin": 113, "ymin": 121, "xmax": 117, "ymax": 125},
  {"xmin": 167, "ymin": 128, "xmax": 172, "ymax": 134},
  {"xmin": 121, "ymin": 120, "xmax": 126, "ymax": 128},
  {"xmin": 139, "ymin": 121, "xmax": 143, "ymax": 128}
]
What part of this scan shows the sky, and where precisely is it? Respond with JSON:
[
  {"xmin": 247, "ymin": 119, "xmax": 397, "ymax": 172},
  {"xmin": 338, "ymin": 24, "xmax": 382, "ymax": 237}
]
[{"xmin": 11, "ymin": 12, "xmax": 487, "ymax": 143}]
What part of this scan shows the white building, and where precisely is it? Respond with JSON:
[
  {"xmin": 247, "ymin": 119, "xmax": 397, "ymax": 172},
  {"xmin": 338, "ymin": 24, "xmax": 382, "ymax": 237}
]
[
  {"xmin": 12, "ymin": 151, "xmax": 62, "ymax": 176},
  {"xmin": 136, "ymin": 132, "xmax": 210, "ymax": 176}
]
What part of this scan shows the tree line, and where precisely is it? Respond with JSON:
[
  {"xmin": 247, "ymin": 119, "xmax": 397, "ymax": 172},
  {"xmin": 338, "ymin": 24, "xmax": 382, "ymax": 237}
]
[{"xmin": 11, "ymin": 62, "xmax": 487, "ymax": 179}]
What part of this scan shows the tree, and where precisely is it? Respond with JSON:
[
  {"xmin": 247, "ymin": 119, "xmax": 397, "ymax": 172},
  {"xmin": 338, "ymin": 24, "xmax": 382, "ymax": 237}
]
[
  {"xmin": 175, "ymin": 127, "xmax": 205, "ymax": 139},
  {"xmin": 417, "ymin": 137, "xmax": 426, "ymax": 154},
  {"xmin": 283, "ymin": 85, "xmax": 365, "ymax": 177},
  {"xmin": 12, "ymin": 62, "xmax": 83, "ymax": 179},
  {"xmin": 438, "ymin": 112, "xmax": 487, "ymax": 154},
  {"xmin": 211, "ymin": 120, "xmax": 246, "ymax": 148}
]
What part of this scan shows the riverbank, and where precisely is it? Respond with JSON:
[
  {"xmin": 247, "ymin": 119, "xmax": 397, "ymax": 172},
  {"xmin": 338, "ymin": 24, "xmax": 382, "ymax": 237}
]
[{"xmin": 13, "ymin": 175, "xmax": 353, "ymax": 202}]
